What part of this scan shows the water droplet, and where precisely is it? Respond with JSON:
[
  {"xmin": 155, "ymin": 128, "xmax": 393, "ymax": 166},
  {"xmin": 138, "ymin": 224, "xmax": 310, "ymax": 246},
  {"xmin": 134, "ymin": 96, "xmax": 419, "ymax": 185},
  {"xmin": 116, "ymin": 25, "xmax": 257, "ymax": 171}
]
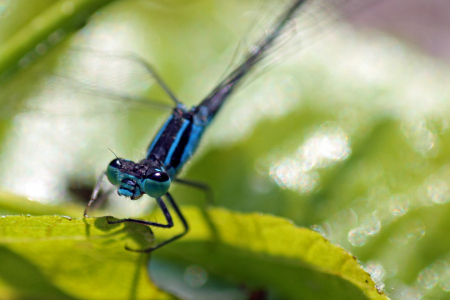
[
  {"xmin": 427, "ymin": 178, "xmax": 450, "ymax": 204},
  {"xmin": 389, "ymin": 194, "xmax": 409, "ymax": 216},
  {"xmin": 311, "ymin": 225, "xmax": 325, "ymax": 235},
  {"xmin": 269, "ymin": 126, "xmax": 352, "ymax": 194},
  {"xmin": 269, "ymin": 158, "xmax": 319, "ymax": 194},
  {"xmin": 365, "ymin": 261, "xmax": 385, "ymax": 291},
  {"xmin": 405, "ymin": 220, "xmax": 426, "ymax": 240},
  {"xmin": 48, "ymin": 29, "xmax": 65, "ymax": 46},
  {"xmin": 401, "ymin": 118, "xmax": 436, "ymax": 155},
  {"xmin": 360, "ymin": 214, "xmax": 381, "ymax": 236},
  {"xmin": 395, "ymin": 286, "xmax": 422, "ymax": 300},
  {"xmin": 348, "ymin": 227, "xmax": 367, "ymax": 246},
  {"xmin": 183, "ymin": 265, "xmax": 208, "ymax": 288},
  {"xmin": 384, "ymin": 263, "xmax": 398, "ymax": 278},
  {"xmin": 426, "ymin": 260, "xmax": 450, "ymax": 292},
  {"xmin": 336, "ymin": 209, "xmax": 358, "ymax": 229},
  {"xmin": 417, "ymin": 267, "xmax": 438, "ymax": 289},
  {"xmin": 439, "ymin": 264, "xmax": 450, "ymax": 292},
  {"xmin": 35, "ymin": 43, "xmax": 47, "ymax": 55},
  {"xmin": 299, "ymin": 127, "xmax": 351, "ymax": 169},
  {"xmin": 389, "ymin": 231, "xmax": 409, "ymax": 245},
  {"xmin": 312, "ymin": 222, "xmax": 333, "ymax": 240}
]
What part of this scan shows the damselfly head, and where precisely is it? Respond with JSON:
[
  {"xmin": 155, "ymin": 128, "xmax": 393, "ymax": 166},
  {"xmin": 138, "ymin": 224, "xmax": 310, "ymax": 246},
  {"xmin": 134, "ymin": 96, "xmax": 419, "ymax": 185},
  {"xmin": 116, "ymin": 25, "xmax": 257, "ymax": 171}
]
[
  {"xmin": 106, "ymin": 158, "xmax": 141, "ymax": 199},
  {"xmin": 106, "ymin": 158, "xmax": 171, "ymax": 199}
]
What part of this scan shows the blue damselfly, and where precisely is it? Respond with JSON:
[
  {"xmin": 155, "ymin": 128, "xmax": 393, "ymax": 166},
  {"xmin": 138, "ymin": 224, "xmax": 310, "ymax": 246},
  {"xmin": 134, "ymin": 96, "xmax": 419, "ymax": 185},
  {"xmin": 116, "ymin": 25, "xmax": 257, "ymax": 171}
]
[{"xmin": 82, "ymin": 0, "xmax": 314, "ymax": 252}]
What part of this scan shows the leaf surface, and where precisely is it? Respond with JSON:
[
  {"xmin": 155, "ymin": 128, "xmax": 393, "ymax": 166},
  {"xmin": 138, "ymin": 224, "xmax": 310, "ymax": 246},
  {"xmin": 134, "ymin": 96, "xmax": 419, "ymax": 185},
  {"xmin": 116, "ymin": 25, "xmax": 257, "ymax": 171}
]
[{"xmin": 0, "ymin": 214, "xmax": 174, "ymax": 300}]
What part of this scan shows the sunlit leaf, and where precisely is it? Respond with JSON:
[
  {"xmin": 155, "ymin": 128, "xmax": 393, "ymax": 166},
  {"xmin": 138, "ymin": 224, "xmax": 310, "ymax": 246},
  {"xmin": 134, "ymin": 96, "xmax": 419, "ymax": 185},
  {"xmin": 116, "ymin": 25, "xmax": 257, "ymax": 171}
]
[
  {"xmin": 0, "ymin": 214, "xmax": 174, "ymax": 300},
  {"xmin": 151, "ymin": 206, "xmax": 389, "ymax": 300}
]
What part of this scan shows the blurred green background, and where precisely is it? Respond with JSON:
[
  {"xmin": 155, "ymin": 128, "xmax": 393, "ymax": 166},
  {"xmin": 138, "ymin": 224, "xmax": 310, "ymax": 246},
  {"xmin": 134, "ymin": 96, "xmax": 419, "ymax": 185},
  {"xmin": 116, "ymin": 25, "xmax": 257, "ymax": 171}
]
[{"xmin": 1, "ymin": 0, "xmax": 450, "ymax": 299}]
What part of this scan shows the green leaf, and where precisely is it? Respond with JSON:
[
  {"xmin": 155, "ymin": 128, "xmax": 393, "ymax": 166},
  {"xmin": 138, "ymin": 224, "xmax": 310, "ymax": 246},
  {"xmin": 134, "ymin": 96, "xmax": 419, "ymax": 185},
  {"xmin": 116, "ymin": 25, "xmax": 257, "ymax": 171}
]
[
  {"xmin": 0, "ymin": 214, "xmax": 174, "ymax": 300},
  {"xmin": 0, "ymin": 205, "xmax": 389, "ymax": 299},
  {"xmin": 151, "ymin": 206, "xmax": 389, "ymax": 300}
]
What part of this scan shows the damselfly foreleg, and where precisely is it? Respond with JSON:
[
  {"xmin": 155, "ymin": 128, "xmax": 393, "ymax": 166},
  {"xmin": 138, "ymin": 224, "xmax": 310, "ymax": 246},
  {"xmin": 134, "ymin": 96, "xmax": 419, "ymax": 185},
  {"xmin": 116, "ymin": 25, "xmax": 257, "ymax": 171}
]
[
  {"xmin": 125, "ymin": 192, "xmax": 189, "ymax": 253},
  {"xmin": 84, "ymin": 172, "xmax": 114, "ymax": 217}
]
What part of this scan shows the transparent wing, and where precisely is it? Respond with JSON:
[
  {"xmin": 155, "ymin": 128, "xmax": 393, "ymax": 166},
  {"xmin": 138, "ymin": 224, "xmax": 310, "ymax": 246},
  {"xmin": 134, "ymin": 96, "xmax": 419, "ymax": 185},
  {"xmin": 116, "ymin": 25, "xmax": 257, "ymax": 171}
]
[
  {"xmin": 57, "ymin": 48, "xmax": 181, "ymax": 105},
  {"xmin": 0, "ymin": 47, "xmax": 175, "ymax": 210},
  {"xmin": 208, "ymin": 0, "xmax": 381, "ymax": 93},
  {"xmin": 0, "ymin": 48, "xmax": 175, "ymax": 119}
]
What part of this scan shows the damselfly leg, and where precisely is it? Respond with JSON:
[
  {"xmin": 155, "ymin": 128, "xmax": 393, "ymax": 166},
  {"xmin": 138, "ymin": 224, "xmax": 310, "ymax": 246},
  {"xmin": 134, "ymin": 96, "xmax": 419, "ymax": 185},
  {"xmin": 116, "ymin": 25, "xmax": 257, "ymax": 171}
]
[
  {"xmin": 84, "ymin": 172, "xmax": 107, "ymax": 217},
  {"xmin": 106, "ymin": 192, "xmax": 189, "ymax": 253}
]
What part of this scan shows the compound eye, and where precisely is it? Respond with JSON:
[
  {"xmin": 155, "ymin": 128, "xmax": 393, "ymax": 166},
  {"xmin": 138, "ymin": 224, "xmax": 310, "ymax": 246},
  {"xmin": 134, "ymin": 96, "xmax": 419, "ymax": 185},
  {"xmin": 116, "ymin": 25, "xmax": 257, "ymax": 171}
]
[
  {"xmin": 106, "ymin": 159, "xmax": 123, "ymax": 186},
  {"xmin": 143, "ymin": 172, "xmax": 171, "ymax": 198},
  {"xmin": 109, "ymin": 158, "xmax": 122, "ymax": 169},
  {"xmin": 147, "ymin": 172, "xmax": 169, "ymax": 182}
]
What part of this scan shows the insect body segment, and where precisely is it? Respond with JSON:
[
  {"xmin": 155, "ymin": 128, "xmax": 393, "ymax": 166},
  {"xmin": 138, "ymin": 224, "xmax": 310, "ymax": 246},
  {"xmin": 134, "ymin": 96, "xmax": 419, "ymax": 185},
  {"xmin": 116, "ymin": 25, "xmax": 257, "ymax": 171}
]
[{"xmin": 146, "ymin": 106, "xmax": 209, "ymax": 176}]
